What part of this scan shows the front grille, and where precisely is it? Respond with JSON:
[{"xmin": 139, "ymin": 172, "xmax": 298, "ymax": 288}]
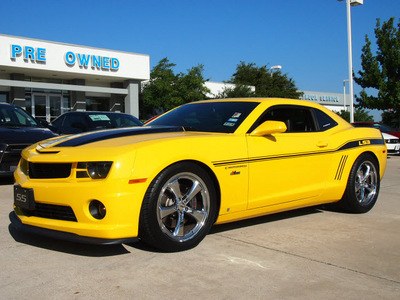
[
  {"xmin": 29, "ymin": 162, "xmax": 72, "ymax": 179},
  {"xmin": 385, "ymin": 139, "xmax": 399, "ymax": 144},
  {"xmin": 22, "ymin": 203, "xmax": 77, "ymax": 222}
]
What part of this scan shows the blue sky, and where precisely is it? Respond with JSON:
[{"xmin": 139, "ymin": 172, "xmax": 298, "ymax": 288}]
[{"xmin": 0, "ymin": 0, "xmax": 399, "ymax": 119}]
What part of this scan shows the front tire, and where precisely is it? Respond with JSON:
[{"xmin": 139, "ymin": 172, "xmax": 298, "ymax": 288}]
[
  {"xmin": 139, "ymin": 162, "xmax": 217, "ymax": 251},
  {"xmin": 339, "ymin": 153, "xmax": 380, "ymax": 213}
]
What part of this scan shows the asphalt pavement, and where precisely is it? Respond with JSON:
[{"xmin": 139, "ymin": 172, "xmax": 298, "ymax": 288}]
[{"xmin": 0, "ymin": 156, "xmax": 399, "ymax": 299}]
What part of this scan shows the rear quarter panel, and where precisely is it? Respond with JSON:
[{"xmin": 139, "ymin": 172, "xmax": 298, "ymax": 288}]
[{"xmin": 320, "ymin": 126, "xmax": 387, "ymax": 203}]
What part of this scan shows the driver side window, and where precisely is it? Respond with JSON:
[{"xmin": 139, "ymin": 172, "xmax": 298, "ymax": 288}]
[{"xmin": 255, "ymin": 106, "xmax": 316, "ymax": 133}]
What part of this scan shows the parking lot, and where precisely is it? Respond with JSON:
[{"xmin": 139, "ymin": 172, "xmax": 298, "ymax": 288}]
[{"xmin": 0, "ymin": 156, "xmax": 399, "ymax": 299}]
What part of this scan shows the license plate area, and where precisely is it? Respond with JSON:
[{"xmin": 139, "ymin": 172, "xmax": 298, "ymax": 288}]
[{"xmin": 14, "ymin": 185, "xmax": 35, "ymax": 210}]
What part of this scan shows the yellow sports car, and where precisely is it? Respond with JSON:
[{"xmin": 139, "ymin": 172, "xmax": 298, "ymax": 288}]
[{"xmin": 11, "ymin": 98, "xmax": 387, "ymax": 251}]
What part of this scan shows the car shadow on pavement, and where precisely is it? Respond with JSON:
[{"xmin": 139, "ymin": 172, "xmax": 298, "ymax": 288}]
[
  {"xmin": 8, "ymin": 219, "xmax": 131, "ymax": 257},
  {"xmin": 7, "ymin": 207, "xmax": 325, "ymax": 255},
  {"xmin": 210, "ymin": 206, "xmax": 322, "ymax": 235}
]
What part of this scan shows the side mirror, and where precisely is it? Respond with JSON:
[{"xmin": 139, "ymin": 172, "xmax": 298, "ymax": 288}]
[
  {"xmin": 250, "ymin": 121, "xmax": 287, "ymax": 136},
  {"xmin": 38, "ymin": 119, "xmax": 49, "ymax": 127}
]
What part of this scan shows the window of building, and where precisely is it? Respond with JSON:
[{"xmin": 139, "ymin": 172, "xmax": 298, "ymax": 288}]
[
  {"xmin": 86, "ymin": 97, "xmax": 110, "ymax": 111},
  {"xmin": 0, "ymin": 92, "xmax": 8, "ymax": 103}
]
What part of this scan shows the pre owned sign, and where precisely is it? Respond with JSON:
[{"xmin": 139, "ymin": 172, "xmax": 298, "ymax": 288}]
[{"xmin": 10, "ymin": 44, "xmax": 120, "ymax": 71}]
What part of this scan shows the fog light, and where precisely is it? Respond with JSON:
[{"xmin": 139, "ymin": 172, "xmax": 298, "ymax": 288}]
[{"xmin": 89, "ymin": 200, "xmax": 106, "ymax": 219}]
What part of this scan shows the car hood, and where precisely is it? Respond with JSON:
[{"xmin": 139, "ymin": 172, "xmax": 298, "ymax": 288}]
[
  {"xmin": 382, "ymin": 132, "xmax": 399, "ymax": 140},
  {"xmin": 0, "ymin": 126, "xmax": 57, "ymax": 145},
  {"xmin": 33, "ymin": 126, "xmax": 188, "ymax": 151}
]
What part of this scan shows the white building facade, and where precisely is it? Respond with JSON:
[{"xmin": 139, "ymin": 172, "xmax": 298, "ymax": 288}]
[
  {"xmin": 0, "ymin": 34, "xmax": 149, "ymax": 121},
  {"xmin": 300, "ymin": 91, "xmax": 348, "ymax": 112}
]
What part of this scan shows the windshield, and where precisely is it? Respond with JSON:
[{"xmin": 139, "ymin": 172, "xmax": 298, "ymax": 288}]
[
  {"xmin": 89, "ymin": 113, "xmax": 143, "ymax": 127},
  {"xmin": 147, "ymin": 101, "xmax": 259, "ymax": 133},
  {"xmin": 0, "ymin": 105, "xmax": 39, "ymax": 127},
  {"xmin": 375, "ymin": 124, "xmax": 393, "ymax": 132}
]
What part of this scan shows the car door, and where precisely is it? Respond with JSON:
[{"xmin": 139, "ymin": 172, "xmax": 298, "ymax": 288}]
[{"xmin": 246, "ymin": 105, "xmax": 334, "ymax": 209}]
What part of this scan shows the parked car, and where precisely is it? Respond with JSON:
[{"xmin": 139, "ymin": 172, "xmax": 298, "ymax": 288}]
[
  {"xmin": 352, "ymin": 122, "xmax": 400, "ymax": 155},
  {"xmin": 0, "ymin": 103, "xmax": 57, "ymax": 177},
  {"xmin": 381, "ymin": 132, "xmax": 400, "ymax": 155},
  {"xmin": 12, "ymin": 98, "xmax": 387, "ymax": 251},
  {"xmin": 49, "ymin": 111, "xmax": 143, "ymax": 134},
  {"xmin": 352, "ymin": 121, "xmax": 400, "ymax": 139}
]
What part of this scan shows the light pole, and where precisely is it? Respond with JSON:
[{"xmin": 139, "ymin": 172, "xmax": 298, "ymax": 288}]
[
  {"xmin": 343, "ymin": 79, "xmax": 349, "ymax": 112},
  {"xmin": 338, "ymin": 0, "xmax": 363, "ymax": 123},
  {"xmin": 270, "ymin": 65, "xmax": 282, "ymax": 77}
]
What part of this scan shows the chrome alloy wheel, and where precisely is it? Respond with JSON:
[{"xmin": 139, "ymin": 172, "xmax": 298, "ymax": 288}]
[
  {"xmin": 355, "ymin": 160, "xmax": 378, "ymax": 207},
  {"xmin": 156, "ymin": 172, "xmax": 210, "ymax": 242}
]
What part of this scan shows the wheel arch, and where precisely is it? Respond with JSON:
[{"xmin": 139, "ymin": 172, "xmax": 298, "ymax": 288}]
[
  {"xmin": 356, "ymin": 150, "xmax": 381, "ymax": 174},
  {"xmin": 140, "ymin": 159, "xmax": 222, "ymax": 224},
  {"xmin": 338, "ymin": 150, "xmax": 381, "ymax": 213}
]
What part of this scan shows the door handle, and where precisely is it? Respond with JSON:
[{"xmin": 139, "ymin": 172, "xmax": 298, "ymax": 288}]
[{"xmin": 316, "ymin": 141, "xmax": 328, "ymax": 148}]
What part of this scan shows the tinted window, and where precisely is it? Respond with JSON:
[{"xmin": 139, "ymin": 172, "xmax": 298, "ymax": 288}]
[
  {"xmin": 87, "ymin": 114, "xmax": 113, "ymax": 129},
  {"xmin": 51, "ymin": 115, "xmax": 65, "ymax": 128},
  {"xmin": 313, "ymin": 109, "xmax": 338, "ymax": 131},
  {"xmin": 376, "ymin": 124, "xmax": 392, "ymax": 132},
  {"xmin": 0, "ymin": 105, "xmax": 39, "ymax": 127},
  {"xmin": 148, "ymin": 101, "xmax": 260, "ymax": 133},
  {"xmin": 106, "ymin": 113, "xmax": 143, "ymax": 127},
  {"xmin": 250, "ymin": 105, "xmax": 316, "ymax": 133}
]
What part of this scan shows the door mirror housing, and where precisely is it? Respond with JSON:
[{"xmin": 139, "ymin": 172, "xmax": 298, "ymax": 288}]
[{"xmin": 250, "ymin": 121, "xmax": 287, "ymax": 136}]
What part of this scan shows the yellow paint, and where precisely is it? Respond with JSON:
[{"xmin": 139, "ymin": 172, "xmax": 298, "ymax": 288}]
[{"xmin": 13, "ymin": 98, "xmax": 387, "ymax": 241}]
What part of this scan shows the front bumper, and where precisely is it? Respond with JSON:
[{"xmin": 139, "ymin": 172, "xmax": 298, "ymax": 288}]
[
  {"xmin": 386, "ymin": 143, "xmax": 400, "ymax": 155},
  {"xmin": 10, "ymin": 211, "xmax": 138, "ymax": 245},
  {"xmin": 13, "ymin": 166, "xmax": 149, "ymax": 243}
]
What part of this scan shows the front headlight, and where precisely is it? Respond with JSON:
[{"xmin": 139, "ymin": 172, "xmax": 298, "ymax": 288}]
[{"xmin": 76, "ymin": 162, "xmax": 113, "ymax": 179}]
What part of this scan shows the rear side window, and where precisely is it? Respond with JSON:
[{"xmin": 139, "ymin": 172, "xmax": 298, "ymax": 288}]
[{"xmin": 313, "ymin": 109, "xmax": 338, "ymax": 131}]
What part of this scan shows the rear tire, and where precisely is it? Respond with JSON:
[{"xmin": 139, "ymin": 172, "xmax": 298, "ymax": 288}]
[
  {"xmin": 139, "ymin": 162, "xmax": 217, "ymax": 252},
  {"xmin": 339, "ymin": 153, "xmax": 380, "ymax": 213}
]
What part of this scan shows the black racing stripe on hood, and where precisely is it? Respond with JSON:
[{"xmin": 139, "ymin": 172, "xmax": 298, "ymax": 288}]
[{"xmin": 54, "ymin": 126, "xmax": 184, "ymax": 147}]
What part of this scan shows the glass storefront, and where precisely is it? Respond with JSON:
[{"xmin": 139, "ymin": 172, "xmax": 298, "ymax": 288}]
[
  {"xmin": 86, "ymin": 96, "xmax": 110, "ymax": 111},
  {"xmin": 31, "ymin": 93, "xmax": 63, "ymax": 122}
]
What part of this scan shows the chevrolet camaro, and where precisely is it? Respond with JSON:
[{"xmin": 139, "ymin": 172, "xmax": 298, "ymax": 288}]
[{"xmin": 11, "ymin": 98, "xmax": 387, "ymax": 251}]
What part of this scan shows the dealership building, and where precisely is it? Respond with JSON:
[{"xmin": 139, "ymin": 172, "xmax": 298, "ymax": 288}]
[
  {"xmin": 206, "ymin": 82, "xmax": 348, "ymax": 113},
  {"xmin": 1, "ymin": 34, "xmax": 347, "ymax": 121},
  {"xmin": 0, "ymin": 34, "xmax": 149, "ymax": 121}
]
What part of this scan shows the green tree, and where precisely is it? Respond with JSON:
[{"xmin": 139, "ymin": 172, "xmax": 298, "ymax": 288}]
[
  {"xmin": 336, "ymin": 108, "xmax": 374, "ymax": 123},
  {"xmin": 141, "ymin": 58, "xmax": 209, "ymax": 118},
  {"xmin": 228, "ymin": 62, "xmax": 302, "ymax": 99},
  {"xmin": 214, "ymin": 84, "xmax": 256, "ymax": 99},
  {"xmin": 381, "ymin": 110, "xmax": 400, "ymax": 129},
  {"xmin": 354, "ymin": 17, "xmax": 400, "ymax": 128}
]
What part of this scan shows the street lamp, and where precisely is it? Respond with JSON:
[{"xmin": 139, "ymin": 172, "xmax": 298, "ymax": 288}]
[
  {"xmin": 270, "ymin": 65, "xmax": 282, "ymax": 77},
  {"xmin": 338, "ymin": 0, "xmax": 363, "ymax": 123}
]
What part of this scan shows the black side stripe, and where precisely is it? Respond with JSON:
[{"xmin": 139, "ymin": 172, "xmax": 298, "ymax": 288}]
[
  {"xmin": 213, "ymin": 138, "xmax": 385, "ymax": 167},
  {"xmin": 335, "ymin": 155, "xmax": 348, "ymax": 180}
]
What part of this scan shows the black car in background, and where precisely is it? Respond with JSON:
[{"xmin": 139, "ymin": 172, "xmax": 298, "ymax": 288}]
[
  {"xmin": 0, "ymin": 103, "xmax": 57, "ymax": 177},
  {"xmin": 49, "ymin": 111, "xmax": 143, "ymax": 134}
]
